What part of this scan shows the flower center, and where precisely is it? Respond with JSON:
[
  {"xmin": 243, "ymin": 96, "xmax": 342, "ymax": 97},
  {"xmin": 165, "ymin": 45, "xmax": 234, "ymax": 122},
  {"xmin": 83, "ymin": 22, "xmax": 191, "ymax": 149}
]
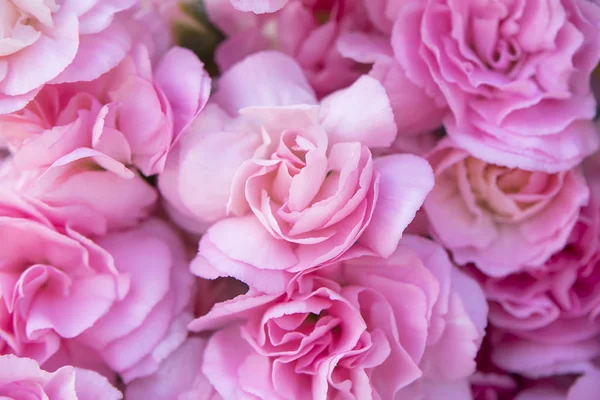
[{"xmin": 464, "ymin": 157, "xmax": 534, "ymax": 218}]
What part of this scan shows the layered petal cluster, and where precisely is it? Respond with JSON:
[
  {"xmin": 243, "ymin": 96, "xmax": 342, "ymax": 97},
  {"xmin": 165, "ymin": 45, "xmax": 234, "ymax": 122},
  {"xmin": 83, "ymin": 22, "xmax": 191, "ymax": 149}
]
[
  {"xmin": 0, "ymin": 190, "xmax": 127, "ymax": 364},
  {"xmin": 472, "ymin": 172, "xmax": 600, "ymax": 378},
  {"xmin": 424, "ymin": 138, "xmax": 590, "ymax": 277},
  {"xmin": 160, "ymin": 51, "xmax": 434, "ymax": 291},
  {"xmin": 191, "ymin": 236, "xmax": 487, "ymax": 400},
  {"xmin": 0, "ymin": 43, "xmax": 210, "ymax": 229},
  {"xmin": 73, "ymin": 219, "xmax": 197, "ymax": 383},
  {"xmin": 0, "ymin": 0, "xmax": 137, "ymax": 114},
  {"xmin": 391, "ymin": 0, "xmax": 600, "ymax": 171}
]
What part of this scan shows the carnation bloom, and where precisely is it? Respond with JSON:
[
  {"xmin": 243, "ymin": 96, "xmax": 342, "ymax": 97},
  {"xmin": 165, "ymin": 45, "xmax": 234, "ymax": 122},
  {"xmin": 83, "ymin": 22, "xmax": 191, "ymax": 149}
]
[
  {"xmin": 160, "ymin": 51, "xmax": 434, "ymax": 291},
  {"xmin": 0, "ymin": 189, "xmax": 127, "ymax": 364},
  {"xmin": 390, "ymin": 0, "xmax": 600, "ymax": 171},
  {"xmin": 0, "ymin": 44, "xmax": 209, "ymax": 229},
  {"xmin": 73, "ymin": 219, "xmax": 197, "ymax": 383},
  {"xmin": 473, "ymin": 173, "xmax": 600, "ymax": 378},
  {"xmin": 0, "ymin": 0, "xmax": 137, "ymax": 114},
  {"xmin": 190, "ymin": 236, "xmax": 488, "ymax": 400},
  {"xmin": 0, "ymin": 354, "xmax": 121, "ymax": 399},
  {"xmin": 126, "ymin": 337, "xmax": 221, "ymax": 400},
  {"xmin": 423, "ymin": 138, "xmax": 589, "ymax": 277}
]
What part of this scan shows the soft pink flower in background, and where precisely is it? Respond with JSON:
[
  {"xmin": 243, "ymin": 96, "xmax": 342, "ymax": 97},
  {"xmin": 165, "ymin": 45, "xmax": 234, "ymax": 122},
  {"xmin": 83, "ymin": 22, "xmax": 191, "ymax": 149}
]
[
  {"xmin": 424, "ymin": 138, "xmax": 590, "ymax": 277},
  {"xmin": 0, "ymin": 354, "xmax": 121, "ymax": 399},
  {"xmin": 473, "ymin": 164, "xmax": 600, "ymax": 378},
  {"xmin": 0, "ymin": 190, "xmax": 127, "ymax": 364},
  {"xmin": 191, "ymin": 236, "xmax": 487, "ymax": 400},
  {"xmin": 0, "ymin": 0, "xmax": 137, "ymax": 114},
  {"xmin": 391, "ymin": 0, "xmax": 600, "ymax": 172},
  {"xmin": 126, "ymin": 337, "xmax": 221, "ymax": 400},
  {"xmin": 161, "ymin": 51, "xmax": 434, "ymax": 291},
  {"xmin": 206, "ymin": 0, "xmax": 370, "ymax": 96},
  {"xmin": 0, "ymin": 43, "xmax": 209, "ymax": 229},
  {"xmin": 73, "ymin": 219, "xmax": 196, "ymax": 383}
]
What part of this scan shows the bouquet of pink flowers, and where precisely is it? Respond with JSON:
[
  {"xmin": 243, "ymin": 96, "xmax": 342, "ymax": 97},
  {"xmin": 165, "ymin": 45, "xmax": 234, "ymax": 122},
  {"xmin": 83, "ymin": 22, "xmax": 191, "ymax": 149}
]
[{"xmin": 0, "ymin": 0, "xmax": 599, "ymax": 399}]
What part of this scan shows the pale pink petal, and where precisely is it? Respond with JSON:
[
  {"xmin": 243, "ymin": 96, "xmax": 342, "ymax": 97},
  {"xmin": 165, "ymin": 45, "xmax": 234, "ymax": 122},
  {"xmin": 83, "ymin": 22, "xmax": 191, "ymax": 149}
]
[
  {"xmin": 159, "ymin": 107, "xmax": 260, "ymax": 225},
  {"xmin": 320, "ymin": 76, "xmax": 397, "ymax": 148},
  {"xmin": 370, "ymin": 59, "xmax": 446, "ymax": 136},
  {"xmin": 214, "ymin": 51, "xmax": 317, "ymax": 114},
  {"xmin": 126, "ymin": 338, "xmax": 218, "ymax": 400},
  {"xmin": 153, "ymin": 47, "xmax": 212, "ymax": 136},
  {"xmin": 51, "ymin": 20, "xmax": 132, "ymax": 84},
  {"xmin": 0, "ymin": 88, "xmax": 40, "ymax": 114},
  {"xmin": 359, "ymin": 155, "xmax": 434, "ymax": 258},
  {"xmin": 38, "ymin": 170, "xmax": 157, "ymax": 231},
  {"xmin": 202, "ymin": 325, "xmax": 255, "ymax": 399}
]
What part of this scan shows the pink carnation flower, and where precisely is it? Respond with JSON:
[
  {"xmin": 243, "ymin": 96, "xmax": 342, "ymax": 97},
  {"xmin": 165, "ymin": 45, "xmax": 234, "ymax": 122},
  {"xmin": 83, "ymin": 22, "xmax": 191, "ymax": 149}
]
[
  {"xmin": 0, "ymin": 44, "xmax": 210, "ymax": 229},
  {"xmin": 190, "ymin": 236, "xmax": 488, "ymax": 400},
  {"xmin": 391, "ymin": 0, "xmax": 600, "ymax": 172},
  {"xmin": 0, "ymin": 0, "xmax": 137, "ymax": 114},
  {"xmin": 0, "ymin": 190, "xmax": 127, "ymax": 364},
  {"xmin": 126, "ymin": 337, "xmax": 221, "ymax": 400},
  {"xmin": 160, "ymin": 51, "xmax": 434, "ymax": 291},
  {"xmin": 423, "ymin": 138, "xmax": 589, "ymax": 277},
  {"xmin": 474, "ymin": 168, "xmax": 600, "ymax": 378},
  {"xmin": 72, "ymin": 219, "xmax": 197, "ymax": 383},
  {"xmin": 0, "ymin": 354, "xmax": 121, "ymax": 400}
]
